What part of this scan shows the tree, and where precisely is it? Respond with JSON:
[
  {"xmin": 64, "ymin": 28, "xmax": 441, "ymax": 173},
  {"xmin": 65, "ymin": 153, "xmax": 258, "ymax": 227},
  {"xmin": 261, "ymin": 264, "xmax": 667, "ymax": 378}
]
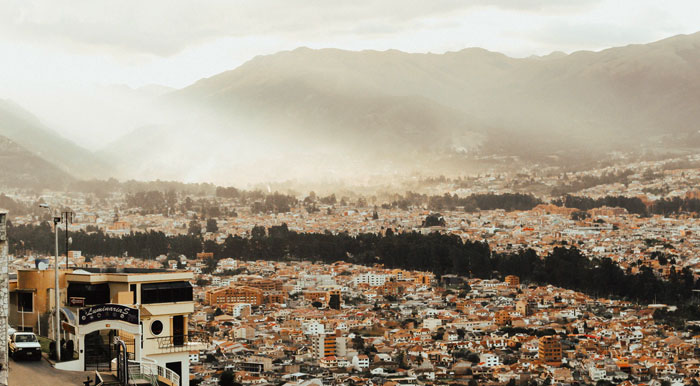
[
  {"xmin": 251, "ymin": 225, "xmax": 266, "ymax": 238},
  {"xmin": 466, "ymin": 352, "xmax": 480, "ymax": 364},
  {"xmin": 422, "ymin": 213, "xmax": 446, "ymax": 227},
  {"xmin": 188, "ymin": 220, "xmax": 202, "ymax": 236},
  {"xmin": 218, "ymin": 370, "xmax": 239, "ymax": 386},
  {"xmin": 352, "ymin": 335, "xmax": 365, "ymax": 350},
  {"xmin": 206, "ymin": 219, "xmax": 219, "ymax": 233}
]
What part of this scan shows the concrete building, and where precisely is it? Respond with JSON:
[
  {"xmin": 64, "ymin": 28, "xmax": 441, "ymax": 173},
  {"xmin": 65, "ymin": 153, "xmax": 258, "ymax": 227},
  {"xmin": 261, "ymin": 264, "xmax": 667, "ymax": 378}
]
[
  {"xmin": 505, "ymin": 275, "xmax": 520, "ymax": 287},
  {"xmin": 539, "ymin": 335, "xmax": 562, "ymax": 364},
  {"xmin": 206, "ymin": 285, "xmax": 263, "ymax": 306},
  {"xmin": 313, "ymin": 333, "xmax": 347, "ymax": 360},
  {"xmin": 10, "ymin": 267, "xmax": 204, "ymax": 386}
]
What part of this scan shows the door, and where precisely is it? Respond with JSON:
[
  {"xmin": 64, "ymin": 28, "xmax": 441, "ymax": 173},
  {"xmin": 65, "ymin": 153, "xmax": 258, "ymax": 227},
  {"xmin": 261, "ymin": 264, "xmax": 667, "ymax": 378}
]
[
  {"xmin": 172, "ymin": 315, "xmax": 184, "ymax": 346},
  {"xmin": 84, "ymin": 330, "xmax": 114, "ymax": 371}
]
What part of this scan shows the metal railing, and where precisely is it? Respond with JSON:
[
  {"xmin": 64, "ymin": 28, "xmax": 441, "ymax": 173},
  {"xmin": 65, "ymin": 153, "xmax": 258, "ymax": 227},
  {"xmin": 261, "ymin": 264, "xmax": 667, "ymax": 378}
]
[
  {"xmin": 147, "ymin": 332, "xmax": 207, "ymax": 353},
  {"xmin": 128, "ymin": 359, "xmax": 179, "ymax": 386},
  {"xmin": 94, "ymin": 371, "xmax": 104, "ymax": 386}
]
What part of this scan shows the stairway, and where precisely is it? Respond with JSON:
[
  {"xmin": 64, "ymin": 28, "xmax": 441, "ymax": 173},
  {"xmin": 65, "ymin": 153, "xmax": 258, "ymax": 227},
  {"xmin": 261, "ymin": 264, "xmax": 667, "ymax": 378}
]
[
  {"xmin": 97, "ymin": 371, "xmax": 153, "ymax": 386},
  {"xmin": 97, "ymin": 372, "xmax": 121, "ymax": 386}
]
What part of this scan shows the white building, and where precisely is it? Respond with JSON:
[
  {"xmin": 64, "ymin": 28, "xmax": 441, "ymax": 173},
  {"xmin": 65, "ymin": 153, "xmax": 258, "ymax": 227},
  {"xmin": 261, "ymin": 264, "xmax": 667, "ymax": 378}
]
[
  {"xmin": 52, "ymin": 268, "xmax": 205, "ymax": 386},
  {"xmin": 480, "ymin": 353, "xmax": 501, "ymax": 368},
  {"xmin": 229, "ymin": 303, "xmax": 252, "ymax": 318},
  {"xmin": 352, "ymin": 355, "xmax": 370, "ymax": 370},
  {"xmin": 353, "ymin": 273, "xmax": 389, "ymax": 287},
  {"xmin": 304, "ymin": 321, "xmax": 325, "ymax": 336}
]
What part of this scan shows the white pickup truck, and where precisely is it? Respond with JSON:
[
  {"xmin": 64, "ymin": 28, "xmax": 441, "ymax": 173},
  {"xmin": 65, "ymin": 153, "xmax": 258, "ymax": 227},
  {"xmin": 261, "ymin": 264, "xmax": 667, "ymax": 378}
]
[{"xmin": 8, "ymin": 331, "xmax": 42, "ymax": 360}]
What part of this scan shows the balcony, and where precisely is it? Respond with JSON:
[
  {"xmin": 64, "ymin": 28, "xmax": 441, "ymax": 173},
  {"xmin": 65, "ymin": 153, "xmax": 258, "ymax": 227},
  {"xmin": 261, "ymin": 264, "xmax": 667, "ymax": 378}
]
[
  {"xmin": 146, "ymin": 332, "xmax": 207, "ymax": 353},
  {"xmin": 128, "ymin": 358, "xmax": 180, "ymax": 386}
]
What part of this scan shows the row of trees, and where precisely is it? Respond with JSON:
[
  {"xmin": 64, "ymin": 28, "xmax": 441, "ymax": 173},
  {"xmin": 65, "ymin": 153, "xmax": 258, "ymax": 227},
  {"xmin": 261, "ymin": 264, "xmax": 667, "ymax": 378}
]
[
  {"xmin": 384, "ymin": 192, "xmax": 542, "ymax": 212},
  {"xmin": 8, "ymin": 223, "xmax": 700, "ymax": 308},
  {"xmin": 554, "ymin": 195, "xmax": 648, "ymax": 215},
  {"xmin": 427, "ymin": 193, "xmax": 542, "ymax": 212},
  {"xmin": 556, "ymin": 194, "xmax": 700, "ymax": 217},
  {"xmin": 550, "ymin": 169, "xmax": 634, "ymax": 196}
]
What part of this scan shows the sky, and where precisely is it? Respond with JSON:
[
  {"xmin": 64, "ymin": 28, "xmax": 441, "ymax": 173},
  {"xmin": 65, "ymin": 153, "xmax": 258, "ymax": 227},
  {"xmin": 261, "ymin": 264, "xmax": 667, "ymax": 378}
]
[{"xmin": 1, "ymin": 0, "xmax": 699, "ymax": 147}]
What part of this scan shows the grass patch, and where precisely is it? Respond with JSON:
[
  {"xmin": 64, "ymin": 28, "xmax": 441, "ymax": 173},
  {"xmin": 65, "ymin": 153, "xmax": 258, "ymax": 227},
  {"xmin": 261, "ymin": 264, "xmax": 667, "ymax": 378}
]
[{"xmin": 38, "ymin": 336, "xmax": 51, "ymax": 353}]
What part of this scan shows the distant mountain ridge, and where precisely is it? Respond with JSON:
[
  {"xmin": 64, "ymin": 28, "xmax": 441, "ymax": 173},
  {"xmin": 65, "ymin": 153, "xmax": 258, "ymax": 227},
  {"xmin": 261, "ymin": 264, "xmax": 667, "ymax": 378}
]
[
  {"xmin": 25, "ymin": 32, "xmax": 700, "ymax": 185},
  {"xmin": 0, "ymin": 99, "xmax": 113, "ymax": 180},
  {"xmin": 0, "ymin": 134, "xmax": 74, "ymax": 189},
  {"xmin": 158, "ymin": 32, "xmax": 700, "ymax": 161}
]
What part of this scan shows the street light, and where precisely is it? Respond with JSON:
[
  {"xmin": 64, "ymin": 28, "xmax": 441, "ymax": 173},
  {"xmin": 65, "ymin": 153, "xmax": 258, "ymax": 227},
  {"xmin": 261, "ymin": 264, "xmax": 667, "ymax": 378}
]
[
  {"xmin": 62, "ymin": 211, "xmax": 73, "ymax": 269},
  {"xmin": 39, "ymin": 203, "xmax": 61, "ymax": 362}
]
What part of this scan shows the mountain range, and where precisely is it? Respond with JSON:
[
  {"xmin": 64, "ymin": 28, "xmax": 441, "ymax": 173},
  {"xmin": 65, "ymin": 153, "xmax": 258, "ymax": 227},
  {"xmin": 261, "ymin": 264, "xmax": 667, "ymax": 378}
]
[
  {"xmin": 3, "ymin": 32, "xmax": 700, "ymax": 187},
  {"xmin": 0, "ymin": 100, "xmax": 112, "ymax": 188}
]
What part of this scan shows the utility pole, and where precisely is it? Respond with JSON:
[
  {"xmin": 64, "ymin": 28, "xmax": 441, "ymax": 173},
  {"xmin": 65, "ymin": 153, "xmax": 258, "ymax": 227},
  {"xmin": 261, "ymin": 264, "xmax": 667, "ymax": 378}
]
[
  {"xmin": 53, "ymin": 215, "xmax": 61, "ymax": 362},
  {"xmin": 62, "ymin": 211, "xmax": 73, "ymax": 269},
  {"xmin": 39, "ymin": 203, "xmax": 62, "ymax": 362},
  {"xmin": 0, "ymin": 209, "xmax": 9, "ymax": 386}
]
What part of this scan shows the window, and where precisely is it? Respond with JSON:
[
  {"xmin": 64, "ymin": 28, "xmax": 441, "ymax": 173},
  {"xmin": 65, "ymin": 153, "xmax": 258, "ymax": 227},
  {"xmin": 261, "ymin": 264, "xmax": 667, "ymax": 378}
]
[
  {"xmin": 130, "ymin": 284, "xmax": 137, "ymax": 304},
  {"xmin": 150, "ymin": 320, "xmax": 163, "ymax": 336},
  {"xmin": 14, "ymin": 334, "xmax": 37, "ymax": 343},
  {"xmin": 17, "ymin": 292, "xmax": 33, "ymax": 312},
  {"xmin": 67, "ymin": 283, "xmax": 110, "ymax": 305},
  {"xmin": 141, "ymin": 281, "xmax": 193, "ymax": 304}
]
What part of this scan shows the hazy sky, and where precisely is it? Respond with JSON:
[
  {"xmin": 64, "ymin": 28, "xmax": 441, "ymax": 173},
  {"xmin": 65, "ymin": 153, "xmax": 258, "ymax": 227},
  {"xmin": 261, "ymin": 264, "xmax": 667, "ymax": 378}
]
[
  {"xmin": 3, "ymin": 0, "xmax": 699, "ymax": 91},
  {"xmin": 1, "ymin": 0, "xmax": 699, "ymax": 147}
]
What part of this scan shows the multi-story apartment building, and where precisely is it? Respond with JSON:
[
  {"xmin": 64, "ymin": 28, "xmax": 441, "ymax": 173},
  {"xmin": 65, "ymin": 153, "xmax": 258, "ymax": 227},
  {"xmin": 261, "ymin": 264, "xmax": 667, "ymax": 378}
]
[
  {"xmin": 206, "ymin": 285, "xmax": 263, "ymax": 306},
  {"xmin": 516, "ymin": 298, "xmax": 537, "ymax": 316},
  {"xmin": 494, "ymin": 310, "xmax": 512, "ymax": 326},
  {"xmin": 353, "ymin": 273, "xmax": 389, "ymax": 287},
  {"xmin": 312, "ymin": 333, "xmax": 347, "ymax": 359},
  {"xmin": 539, "ymin": 335, "xmax": 562, "ymax": 363},
  {"xmin": 505, "ymin": 275, "xmax": 520, "ymax": 287}
]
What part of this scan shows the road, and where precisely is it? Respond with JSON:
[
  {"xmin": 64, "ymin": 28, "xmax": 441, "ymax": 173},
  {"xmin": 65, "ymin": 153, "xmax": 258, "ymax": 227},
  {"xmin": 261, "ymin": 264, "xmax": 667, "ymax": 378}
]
[{"xmin": 8, "ymin": 356, "xmax": 93, "ymax": 386}]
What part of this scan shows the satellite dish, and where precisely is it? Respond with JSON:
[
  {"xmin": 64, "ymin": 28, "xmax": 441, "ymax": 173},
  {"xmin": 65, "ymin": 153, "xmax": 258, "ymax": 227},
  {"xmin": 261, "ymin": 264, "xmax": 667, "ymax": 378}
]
[
  {"xmin": 36, "ymin": 259, "xmax": 49, "ymax": 270},
  {"xmin": 68, "ymin": 236, "xmax": 73, "ymax": 246}
]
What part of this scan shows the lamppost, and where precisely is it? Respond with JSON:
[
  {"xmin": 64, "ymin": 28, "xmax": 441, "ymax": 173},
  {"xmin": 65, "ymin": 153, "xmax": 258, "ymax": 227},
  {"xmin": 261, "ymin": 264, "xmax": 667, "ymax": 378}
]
[
  {"xmin": 1, "ymin": 209, "xmax": 9, "ymax": 386},
  {"xmin": 39, "ymin": 203, "xmax": 61, "ymax": 362},
  {"xmin": 61, "ymin": 211, "xmax": 73, "ymax": 269}
]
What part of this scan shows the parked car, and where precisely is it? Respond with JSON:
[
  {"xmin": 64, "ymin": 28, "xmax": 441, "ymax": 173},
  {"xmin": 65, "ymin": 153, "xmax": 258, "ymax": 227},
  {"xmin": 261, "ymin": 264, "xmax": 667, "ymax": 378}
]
[{"xmin": 8, "ymin": 332, "xmax": 42, "ymax": 360}]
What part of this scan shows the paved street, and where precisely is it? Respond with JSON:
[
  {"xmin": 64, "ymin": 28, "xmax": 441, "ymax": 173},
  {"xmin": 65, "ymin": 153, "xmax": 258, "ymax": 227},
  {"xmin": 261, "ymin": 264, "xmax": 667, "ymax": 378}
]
[{"xmin": 8, "ymin": 356, "xmax": 93, "ymax": 386}]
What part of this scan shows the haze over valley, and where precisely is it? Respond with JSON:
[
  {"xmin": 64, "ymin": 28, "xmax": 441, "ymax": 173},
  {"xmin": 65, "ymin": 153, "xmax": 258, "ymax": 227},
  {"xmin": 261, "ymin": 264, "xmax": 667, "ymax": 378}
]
[{"xmin": 2, "ymin": 31, "xmax": 700, "ymax": 189}]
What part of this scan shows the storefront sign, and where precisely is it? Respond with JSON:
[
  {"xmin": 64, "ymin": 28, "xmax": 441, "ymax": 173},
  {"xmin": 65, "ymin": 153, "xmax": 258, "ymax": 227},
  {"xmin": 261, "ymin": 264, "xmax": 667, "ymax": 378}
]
[{"xmin": 79, "ymin": 304, "xmax": 138, "ymax": 325}]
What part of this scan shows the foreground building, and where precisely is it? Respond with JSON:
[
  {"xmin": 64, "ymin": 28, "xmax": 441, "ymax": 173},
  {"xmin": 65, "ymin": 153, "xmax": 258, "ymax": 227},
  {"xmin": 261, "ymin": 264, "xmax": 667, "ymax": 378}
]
[{"xmin": 10, "ymin": 267, "xmax": 204, "ymax": 386}]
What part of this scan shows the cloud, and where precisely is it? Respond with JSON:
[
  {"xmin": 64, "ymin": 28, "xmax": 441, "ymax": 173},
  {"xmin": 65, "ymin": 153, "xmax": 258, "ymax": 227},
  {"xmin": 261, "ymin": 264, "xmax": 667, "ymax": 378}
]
[{"xmin": 0, "ymin": 0, "xmax": 603, "ymax": 57}]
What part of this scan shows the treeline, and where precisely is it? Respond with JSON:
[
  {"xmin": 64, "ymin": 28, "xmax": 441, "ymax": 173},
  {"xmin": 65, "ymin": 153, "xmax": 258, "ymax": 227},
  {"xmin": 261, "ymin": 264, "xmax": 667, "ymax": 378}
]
[
  {"xmin": 8, "ymin": 223, "xmax": 700, "ymax": 307},
  {"xmin": 73, "ymin": 179, "xmax": 217, "ymax": 198},
  {"xmin": 386, "ymin": 192, "xmax": 541, "ymax": 212},
  {"xmin": 650, "ymin": 196, "xmax": 700, "ymax": 216},
  {"xmin": 553, "ymin": 195, "xmax": 648, "ymax": 215},
  {"xmin": 554, "ymin": 194, "xmax": 700, "ymax": 217},
  {"xmin": 8, "ymin": 222, "xmax": 202, "ymax": 260},
  {"xmin": 124, "ymin": 191, "xmax": 234, "ymax": 217},
  {"xmin": 550, "ymin": 169, "xmax": 633, "ymax": 196},
  {"xmin": 492, "ymin": 247, "xmax": 698, "ymax": 306}
]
